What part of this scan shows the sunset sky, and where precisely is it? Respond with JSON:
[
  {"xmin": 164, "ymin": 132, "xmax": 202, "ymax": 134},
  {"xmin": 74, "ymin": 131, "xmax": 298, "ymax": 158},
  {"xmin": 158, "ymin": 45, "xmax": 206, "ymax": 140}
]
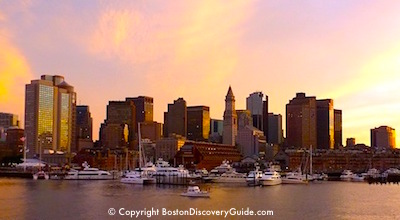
[{"xmin": 1, "ymin": 1, "xmax": 399, "ymax": 147}]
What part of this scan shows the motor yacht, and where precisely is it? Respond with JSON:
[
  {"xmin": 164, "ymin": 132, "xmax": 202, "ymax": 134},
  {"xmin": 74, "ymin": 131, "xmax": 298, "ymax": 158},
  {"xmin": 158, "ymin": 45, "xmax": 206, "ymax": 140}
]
[
  {"xmin": 121, "ymin": 171, "xmax": 155, "ymax": 184},
  {"xmin": 64, "ymin": 162, "xmax": 113, "ymax": 180},
  {"xmin": 281, "ymin": 171, "xmax": 309, "ymax": 184},
  {"xmin": 259, "ymin": 170, "xmax": 282, "ymax": 186},
  {"xmin": 351, "ymin": 173, "xmax": 365, "ymax": 182},
  {"xmin": 180, "ymin": 186, "xmax": 210, "ymax": 198},
  {"xmin": 340, "ymin": 170, "xmax": 353, "ymax": 181},
  {"xmin": 212, "ymin": 170, "xmax": 247, "ymax": 183},
  {"xmin": 246, "ymin": 170, "xmax": 263, "ymax": 186},
  {"xmin": 33, "ymin": 170, "xmax": 49, "ymax": 180}
]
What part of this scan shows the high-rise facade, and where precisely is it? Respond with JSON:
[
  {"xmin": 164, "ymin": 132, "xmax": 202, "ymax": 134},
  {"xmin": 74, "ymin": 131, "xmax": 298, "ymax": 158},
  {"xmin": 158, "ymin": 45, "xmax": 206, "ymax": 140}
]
[
  {"xmin": 25, "ymin": 75, "xmax": 76, "ymax": 158},
  {"xmin": 209, "ymin": 119, "xmax": 223, "ymax": 143},
  {"xmin": 316, "ymin": 99, "xmax": 334, "ymax": 149},
  {"xmin": 125, "ymin": 96, "xmax": 154, "ymax": 123},
  {"xmin": 334, "ymin": 109, "xmax": 342, "ymax": 148},
  {"xmin": 164, "ymin": 98, "xmax": 187, "ymax": 137},
  {"xmin": 0, "ymin": 113, "xmax": 19, "ymax": 129},
  {"xmin": 371, "ymin": 126, "xmax": 396, "ymax": 149},
  {"xmin": 268, "ymin": 113, "xmax": 283, "ymax": 144},
  {"xmin": 286, "ymin": 93, "xmax": 317, "ymax": 149},
  {"xmin": 246, "ymin": 92, "xmax": 264, "ymax": 131},
  {"xmin": 76, "ymin": 105, "xmax": 93, "ymax": 151},
  {"xmin": 100, "ymin": 101, "xmax": 136, "ymax": 149},
  {"xmin": 187, "ymin": 106, "xmax": 210, "ymax": 141},
  {"xmin": 223, "ymin": 86, "xmax": 237, "ymax": 146}
]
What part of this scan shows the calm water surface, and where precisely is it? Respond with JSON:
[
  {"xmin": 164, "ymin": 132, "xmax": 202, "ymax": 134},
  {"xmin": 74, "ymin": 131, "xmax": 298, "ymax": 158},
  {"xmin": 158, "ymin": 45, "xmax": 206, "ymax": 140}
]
[{"xmin": 1, "ymin": 178, "xmax": 399, "ymax": 220}]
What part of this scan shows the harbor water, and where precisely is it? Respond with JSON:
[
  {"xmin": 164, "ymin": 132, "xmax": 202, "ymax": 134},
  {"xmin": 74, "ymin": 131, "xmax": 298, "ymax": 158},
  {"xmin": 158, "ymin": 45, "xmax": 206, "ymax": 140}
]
[{"xmin": 1, "ymin": 178, "xmax": 400, "ymax": 219}]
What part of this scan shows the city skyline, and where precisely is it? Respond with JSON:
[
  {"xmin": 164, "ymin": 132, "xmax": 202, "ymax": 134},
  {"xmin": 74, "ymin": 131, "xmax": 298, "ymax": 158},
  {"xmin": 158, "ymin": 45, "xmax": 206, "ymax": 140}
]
[{"xmin": 1, "ymin": 1, "xmax": 400, "ymax": 146}]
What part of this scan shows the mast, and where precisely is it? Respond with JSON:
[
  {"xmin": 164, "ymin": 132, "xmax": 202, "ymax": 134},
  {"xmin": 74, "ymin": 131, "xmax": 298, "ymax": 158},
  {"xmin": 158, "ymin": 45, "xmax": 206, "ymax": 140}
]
[
  {"xmin": 310, "ymin": 145, "xmax": 313, "ymax": 175},
  {"xmin": 138, "ymin": 122, "xmax": 142, "ymax": 169}
]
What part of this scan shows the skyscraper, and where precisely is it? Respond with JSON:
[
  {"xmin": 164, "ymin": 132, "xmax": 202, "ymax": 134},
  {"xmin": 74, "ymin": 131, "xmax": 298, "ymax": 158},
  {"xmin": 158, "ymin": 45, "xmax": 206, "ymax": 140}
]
[
  {"xmin": 286, "ymin": 93, "xmax": 317, "ymax": 149},
  {"xmin": 316, "ymin": 99, "xmax": 334, "ymax": 149},
  {"xmin": 0, "ymin": 112, "xmax": 19, "ymax": 129},
  {"xmin": 246, "ymin": 92, "xmax": 263, "ymax": 130},
  {"xmin": 125, "ymin": 96, "xmax": 154, "ymax": 123},
  {"xmin": 187, "ymin": 106, "xmax": 210, "ymax": 141},
  {"xmin": 334, "ymin": 109, "xmax": 343, "ymax": 148},
  {"xmin": 76, "ymin": 105, "xmax": 93, "ymax": 151},
  {"xmin": 371, "ymin": 126, "xmax": 396, "ymax": 149},
  {"xmin": 223, "ymin": 86, "xmax": 237, "ymax": 146},
  {"xmin": 268, "ymin": 113, "xmax": 283, "ymax": 144},
  {"xmin": 25, "ymin": 75, "xmax": 76, "ymax": 158},
  {"xmin": 164, "ymin": 98, "xmax": 187, "ymax": 137},
  {"xmin": 100, "ymin": 101, "xmax": 136, "ymax": 149}
]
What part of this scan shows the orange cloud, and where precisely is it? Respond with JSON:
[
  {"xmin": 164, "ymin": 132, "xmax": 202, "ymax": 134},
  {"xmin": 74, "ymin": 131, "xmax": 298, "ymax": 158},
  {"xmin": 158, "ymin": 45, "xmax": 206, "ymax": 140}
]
[{"xmin": 0, "ymin": 18, "xmax": 32, "ymax": 121}]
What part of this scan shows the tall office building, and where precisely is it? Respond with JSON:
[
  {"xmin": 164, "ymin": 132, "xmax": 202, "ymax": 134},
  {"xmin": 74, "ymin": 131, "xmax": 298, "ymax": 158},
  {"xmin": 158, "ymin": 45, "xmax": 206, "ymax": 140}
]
[
  {"xmin": 24, "ymin": 75, "xmax": 76, "ymax": 158},
  {"xmin": 371, "ymin": 126, "xmax": 396, "ymax": 149},
  {"xmin": 76, "ymin": 105, "xmax": 93, "ymax": 151},
  {"xmin": 268, "ymin": 113, "xmax": 283, "ymax": 144},
  {"xmin": 346, "ymin": 138, "xmax": 356, "ymax": 148},
  {"xmin": 334, "ymin": 109, "xmax": 343, "ymax": 148},
  {"xmin": 286, "ymin": 93, "xmax": 317, "ymax": 149},
  {"xmin": 246, "ymin": 92, "xmax": 264, "ymax": 131},
  {"xmin": 236, "ymin": 110, "xmax": 253, "ymax": 129},
  {"xmin": 187, "ymin": 106, "xmax": 210, "ymax": 141},
  {"xmin": 100, "ymin": 101, "xmax": 136, "ymax": 149},
  {"xmin": 164, "ymin": 98, "xmax": 187, "ymax": 137},
  {"xmin": 125, "ymin": 96, "xmax": 154, "ymax": 123},
  {"xmin": 316, "ymin": 99, "xmax": 334, "ymax": 149},
  {"xmin": 223, "ymin": 86, "xmax": 237, "ymax": 146}
]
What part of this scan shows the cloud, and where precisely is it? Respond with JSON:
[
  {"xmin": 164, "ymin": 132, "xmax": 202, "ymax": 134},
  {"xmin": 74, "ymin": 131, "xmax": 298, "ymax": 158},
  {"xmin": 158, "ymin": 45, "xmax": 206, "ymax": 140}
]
[{"xmin": 0, "ymin": 16, "xmax": 32, "ymax": 123}]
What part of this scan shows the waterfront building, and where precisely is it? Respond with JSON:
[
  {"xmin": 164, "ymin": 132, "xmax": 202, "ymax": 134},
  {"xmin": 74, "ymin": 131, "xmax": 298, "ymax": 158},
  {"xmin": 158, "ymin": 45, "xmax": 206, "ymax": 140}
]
[
  {"xmin": 334, "ymin": 109, "xmax": 343, "ymax": 148},
  {"xmin": 24, "ymin": 75, "xmax": 76, "ymax": 158},
  {"xmin": 100, "ymin": 101, "xmax": 136, "ymax": 149},
  {"xmin": 187, "ymin": 106, "xmax": 210, "ymax": 141},
  {"xmin": 346, "ymin": 138, "xmax": 356, "ymax": 148},
  {"xmin": 286, "ymin": 93, "xmax": 317, "ymax": 149},
  {"xmin": 222, "ymin": 86, "xmax": 237, "ymax": 146},
  {"xmin": 236, "ymin": 125, "xmax": 266, "ymax": 157},
  {"xmin": 316, "ymin": 99, "xmax": 334, "ymax": 149},
  {"xmin": 155, "ymin": 134, "xmax": 186, "ymax": 164},
  {"xmin": 174, "ymin": 141, "xmax": 242, "ymax": 170},
  {"xmin": 140, "ymin": 121, "xmax": 163, "ymax": 142},
  {"xmin": 268, "ymin": 113, "xmax": 283, "ymax": 145},
  {"xmin": 263, "ymin": 97, "xmax": 269, "ymax": 141},
  {"xmin": 163, "ymin": 98, "xmax": 187, "ymax": 137},
  {"xmin": 5, "ymin": 127, "xmax": 24, "ymax": 155},
  {"xmin": 236, "ymin": 110, "xmax": 252, "ymax": 129},
  {"xmin": 76, "ymin": 105, "xmax": 93, "ymax": 152},
  {"xmin": 209, "ymin": 119, "xmax": 223, "ymax": 143},
  {"xmin": 371, "ymin": 126, "xmax": 396, "ymax": 149}
]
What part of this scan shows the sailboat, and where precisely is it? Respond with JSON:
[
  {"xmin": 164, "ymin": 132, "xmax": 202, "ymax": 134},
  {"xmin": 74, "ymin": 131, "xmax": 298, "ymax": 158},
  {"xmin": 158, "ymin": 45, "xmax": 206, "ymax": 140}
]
[
  {"xmin": 282, "ymin": 147, "xmax": 312, "ymax": 184},
  {"xmin": 121, "ymin": 123, "xmax": 155, "ymax": 185}
]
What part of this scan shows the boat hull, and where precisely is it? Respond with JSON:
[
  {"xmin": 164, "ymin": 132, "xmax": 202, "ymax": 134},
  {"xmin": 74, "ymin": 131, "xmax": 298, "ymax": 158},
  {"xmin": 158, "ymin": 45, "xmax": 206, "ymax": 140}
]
[
  {"xmin": 281, "ymin": 178, "xmax": 308, "ymax": 184},
  {"xmin": 260, "ymin": 179, "xmax": 282, "ymax": 186},
  {"xmin": 212, "ymin": 177, "xmax": 247, "ymax": 183},
  {"xmin": 180, "ymin": 193, "xmax": 210, "ymax": 198},
  {"xmin": 121, "ymin": 177, "xmax": 155, "ymax": 185}
]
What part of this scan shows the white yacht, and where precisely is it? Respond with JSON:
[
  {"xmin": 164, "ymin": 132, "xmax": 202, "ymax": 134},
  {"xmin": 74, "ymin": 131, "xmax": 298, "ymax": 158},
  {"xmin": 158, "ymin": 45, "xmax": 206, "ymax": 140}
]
[
  {"xmin": 180, "ymin": 186, "xmax": 210, "ymax": 198},
  {"xmin": 259, "ymin": 170, "xmax": 282, "ymax": 186},
  {"xmin": 121, "ymin": 171, "xmax": 155, "ymax": 184},
  {"xmin": 340, "ymin": 170, "xmax": 353, "ymax": 181},
  {"xmin": 246, "ymin": 170, "xmax": 263, "ymax": 186},
  {"xmin": 65, "ymin": 162, "xmax": 113, "ymax": 180},
  {"xmin": 213, "ymin": 171, "xmax": 247, "ymax": 183},
  {"xmin": 33, "ymin": 171, "xmax": 49, "ymax": 180},
  {"xmin": 351, "ymin": 173, "xmax": 365, "ymax": 182},
  {"xmin": 281, "ymin": 171, "xmax": 309, "ymax": 184},
  {"xmin": 153, "ymin": 159, "xmax": 192, "ymax": 178},
  {"xmin": 366, "ymin": 168, "xmax": 380, "ymax": 179}
]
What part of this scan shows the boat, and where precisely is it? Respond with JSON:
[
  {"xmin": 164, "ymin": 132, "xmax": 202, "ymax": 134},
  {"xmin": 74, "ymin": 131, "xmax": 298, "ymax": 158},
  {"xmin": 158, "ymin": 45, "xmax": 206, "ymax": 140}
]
[
  {"xmin": 365, "ymin": 168, "xmax": 380, "ymax": 179},
  {"xmin": 33, "ymin": 170, "xmax": 49, "ymax": 180},
  {"xmin": 312, "ymin": 173, "xmax": 328, "ymax": 181},
  {"xmin": 340, "ymin": 170, "xmax": 353, "ymax": 181},
  {"xmin": 121, "ymin": 123, "xmax": 156, "ymax": 184},
  {"xmin": 281, "ymin": 170, "xmax": 309, "ymax": 184},
  {"xmin": 203, "ymin": 160, "xmax": 238, "ymax": 182},
  {"xmin": 246, "ymin": 170, "xmax": 263, "ymax": 186},
  {"xmin": 212, "ymin": 170, "xmax": 247, "ymax": 183},
  {"xmin": 64, "ymin": 162, "xmax": 113, "ymax": 180},
  {"xmin": 153, "ymin": 159, "xmax": 192, "ymax": 178},
  {"xmin": 259, "ymin": 169, "xmax": 282, "ymax": 186},
  {"xmin": 121, "ymin": 171, "xmax": 155, "ymax": 184},
  {"xmin": 180, "ymin": 186, "xmax": 210, "ymax": 198},
  {"xmin": 351, "ymin": 173, "xmax": 365, "ymax": 182}
]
